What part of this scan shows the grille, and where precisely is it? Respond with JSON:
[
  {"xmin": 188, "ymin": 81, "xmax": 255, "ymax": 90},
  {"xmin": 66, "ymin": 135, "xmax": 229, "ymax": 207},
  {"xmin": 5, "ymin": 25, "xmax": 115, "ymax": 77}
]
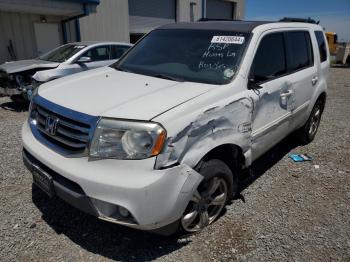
[{"xmin": 30, "ymin": 97, "xmax": 98, "ymax": 157}]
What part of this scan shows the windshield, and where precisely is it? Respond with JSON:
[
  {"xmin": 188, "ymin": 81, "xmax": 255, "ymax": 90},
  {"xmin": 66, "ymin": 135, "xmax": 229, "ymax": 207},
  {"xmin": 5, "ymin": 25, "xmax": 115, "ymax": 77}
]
[
  {"xmin": 113, "ymin": 29, "xmax": 250, "ymax": 85},
  {"xmin": 39, "ymin": 44, "xmax": 86, "ymax": 63}
]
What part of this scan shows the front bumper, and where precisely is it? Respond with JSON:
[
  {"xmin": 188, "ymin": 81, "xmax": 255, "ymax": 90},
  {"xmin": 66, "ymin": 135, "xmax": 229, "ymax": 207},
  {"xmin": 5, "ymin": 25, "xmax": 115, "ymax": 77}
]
[{"xmin": 22, "ymin": 121, "xmax": 203, "ymax": 230}]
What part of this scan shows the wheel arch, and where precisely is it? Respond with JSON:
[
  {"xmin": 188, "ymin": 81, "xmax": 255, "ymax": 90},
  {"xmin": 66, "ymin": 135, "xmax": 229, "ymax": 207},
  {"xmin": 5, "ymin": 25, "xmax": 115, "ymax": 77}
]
[
  {"xmin": 195, "ymin": 143, "xmax": 246, "ymax": 175},
  {"xmin": 317, "ymin": 91, "xmax": 327, "ymax": 112}
]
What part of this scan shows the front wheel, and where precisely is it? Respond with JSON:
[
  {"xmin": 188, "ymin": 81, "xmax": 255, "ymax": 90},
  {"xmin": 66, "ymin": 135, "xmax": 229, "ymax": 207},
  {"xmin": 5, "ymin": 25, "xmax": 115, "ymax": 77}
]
[{"xmin": 180, "ymin": 159, "xmax": 236, "ymax": 234}]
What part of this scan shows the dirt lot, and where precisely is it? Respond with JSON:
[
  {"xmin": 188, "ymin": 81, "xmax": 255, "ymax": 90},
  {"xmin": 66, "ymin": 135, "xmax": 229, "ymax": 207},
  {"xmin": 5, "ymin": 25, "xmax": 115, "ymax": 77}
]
[{"xmin": 0, "ymin": 68, "xmax": 349, "ymax": 261}]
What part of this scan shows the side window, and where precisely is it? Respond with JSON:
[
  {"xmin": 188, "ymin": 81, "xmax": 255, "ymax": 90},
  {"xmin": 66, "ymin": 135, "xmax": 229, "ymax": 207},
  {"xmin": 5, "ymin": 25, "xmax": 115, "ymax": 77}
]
[
  {"xmin": 82, "ymin": 46, "xmax": 110, "ymax": 61},
  {"xmin": 110, "ymin": 45, "xmax": 130, "ymax": 59},
  {"xmin": 285, "ymin": 31, "xmax": 314, "ymax": 72},
  {"xmin": 250, "ymin": 33, "xmax": 287, "ymax": 82},
  {"xmin": 315, "ymin": 31, "xmax": 328, "ymax": 62}
]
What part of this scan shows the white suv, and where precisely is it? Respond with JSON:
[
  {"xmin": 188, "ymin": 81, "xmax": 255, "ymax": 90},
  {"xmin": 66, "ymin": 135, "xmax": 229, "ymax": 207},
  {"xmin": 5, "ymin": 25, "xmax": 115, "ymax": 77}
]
[{"xmin": 22, "ymin": 19, "xmax": 329, "ymax": 235}]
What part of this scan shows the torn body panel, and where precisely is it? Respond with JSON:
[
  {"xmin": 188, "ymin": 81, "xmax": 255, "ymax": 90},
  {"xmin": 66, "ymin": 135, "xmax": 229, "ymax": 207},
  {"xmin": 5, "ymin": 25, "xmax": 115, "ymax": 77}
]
[
  {"xmin": 0, "ymin": 67, "xmax": 54, "ymax": 99},
  {"xmin": 155, "ymin": 95, "xmax": 254, "ymax": 169}
]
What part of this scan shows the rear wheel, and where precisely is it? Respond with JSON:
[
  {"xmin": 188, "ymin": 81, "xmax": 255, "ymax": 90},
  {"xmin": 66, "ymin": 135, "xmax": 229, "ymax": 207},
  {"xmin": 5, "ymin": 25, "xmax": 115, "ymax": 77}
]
[
  {"xmin": 180, "ymin": 159, "xmax": 236, "ymax": 234},
  {"xmin": 296, "ymin": 99, "xmax": 324, "ymax": 144}
]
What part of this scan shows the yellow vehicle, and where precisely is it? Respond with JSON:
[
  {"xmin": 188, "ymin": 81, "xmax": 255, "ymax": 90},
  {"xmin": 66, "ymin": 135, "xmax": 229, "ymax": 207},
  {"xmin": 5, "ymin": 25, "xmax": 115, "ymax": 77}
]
[{"xmin": 326, "ymin": 32, "xmax": 338, "ymax": 55}]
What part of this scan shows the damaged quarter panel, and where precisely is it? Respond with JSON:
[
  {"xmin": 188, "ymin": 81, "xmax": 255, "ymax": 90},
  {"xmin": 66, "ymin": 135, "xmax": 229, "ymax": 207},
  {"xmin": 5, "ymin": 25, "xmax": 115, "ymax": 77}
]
[{"xmin": 154, "ymin": 78, "xmax": 254, "ymax": 169}]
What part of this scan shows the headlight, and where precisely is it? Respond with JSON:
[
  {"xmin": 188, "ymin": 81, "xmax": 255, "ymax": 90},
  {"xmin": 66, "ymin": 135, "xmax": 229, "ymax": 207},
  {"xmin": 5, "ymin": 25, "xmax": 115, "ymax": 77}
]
[
  {"xmin": 28, "ymin": 86, "xmax": 38, "ymax": 115},
  {"xmin": 27, "ymin": 80, "xmax": 39, "ymax": 101},
  {"xmin": 89, "ymin": 118, "xmax": 166, "ymax": 160}
]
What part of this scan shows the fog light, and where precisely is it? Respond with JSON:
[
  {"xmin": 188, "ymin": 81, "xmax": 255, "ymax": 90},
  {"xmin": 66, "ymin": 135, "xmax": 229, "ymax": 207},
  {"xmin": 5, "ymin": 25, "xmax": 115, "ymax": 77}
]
[
  {"xmin": 118, "ymin": 206, "xmax": 129, "ymax": 217},
  {"xmin": 91, "ymin": 198, "xmax": 137, "ymax": 224}
]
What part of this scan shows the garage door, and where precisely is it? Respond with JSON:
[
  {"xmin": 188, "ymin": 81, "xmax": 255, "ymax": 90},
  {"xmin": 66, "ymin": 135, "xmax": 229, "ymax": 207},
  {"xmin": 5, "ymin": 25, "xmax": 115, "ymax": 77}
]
[
  {"xmin": 129, "ymin": 0, "xmax": 176, "ymax": 34},
  {"xmin": 206, "ymin": 0, "xmax": 234, "ymax": 20},
  {"xmin": 34, "ymin": 23, "xmax": 61, "ymax": 55}
]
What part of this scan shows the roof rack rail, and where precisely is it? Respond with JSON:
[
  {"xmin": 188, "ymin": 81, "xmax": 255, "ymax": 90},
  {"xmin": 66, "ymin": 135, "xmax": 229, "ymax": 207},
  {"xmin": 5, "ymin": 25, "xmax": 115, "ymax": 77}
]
[
  {"xmin": 197, "ymin": 18, "xmax": 242, "ymax": 22},
  {"xmin": 279, "ymin": 17, "xmax": 319, "ymax": 24}
]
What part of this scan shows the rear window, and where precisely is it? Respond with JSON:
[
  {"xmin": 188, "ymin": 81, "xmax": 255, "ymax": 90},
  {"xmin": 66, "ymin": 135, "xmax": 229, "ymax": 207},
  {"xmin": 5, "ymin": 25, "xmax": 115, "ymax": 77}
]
[
  {"xmin": 250, "ymin": 33, "xmax": 287, "ymax": 82},
  {"xmin": 315, "ymin": 31, "xmax": 328, "ymax": 62},
  {"xmin": 285, "ymin": 31, "xmax": 314, "ymax": 72},
  {"xmin": 83, "ymin": 46, "xmax": 110, "ymax": 61}
]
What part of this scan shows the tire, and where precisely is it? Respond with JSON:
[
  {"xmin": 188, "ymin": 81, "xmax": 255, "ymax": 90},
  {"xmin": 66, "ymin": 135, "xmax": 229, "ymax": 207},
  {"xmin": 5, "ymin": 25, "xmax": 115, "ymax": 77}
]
[
  {"xmin": 10, "ymin": 94, "xmax": 28, "ymax": 104},
  {"xmin": 296, "ymin": 98, "xmax": 324, "ymax": 144},
  {"xmin": 178, "ymin": 159, "xmax": 237, "ymax": 234},
  {"xmin": 346, "ymin": 55, "xmax": 350, "ymax": 65}
]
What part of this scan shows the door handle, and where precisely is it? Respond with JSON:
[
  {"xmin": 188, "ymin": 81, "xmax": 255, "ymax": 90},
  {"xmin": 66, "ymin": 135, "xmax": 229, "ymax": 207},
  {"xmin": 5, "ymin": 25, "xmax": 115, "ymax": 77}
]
[
  {"xmin": 280, "ymin": 90, "xmax": 293, "ymax": 98},
  {"xmin": 312, "ymin": 76, "xmax": 318, "ymax": 86}
]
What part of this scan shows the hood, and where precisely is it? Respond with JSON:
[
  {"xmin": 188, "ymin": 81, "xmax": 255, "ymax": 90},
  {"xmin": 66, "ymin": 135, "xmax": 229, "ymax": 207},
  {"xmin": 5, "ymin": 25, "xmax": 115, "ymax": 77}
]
[
  {"xmin": 0, "ymin": 59, "xmax": 59, "ymax": 74},
  {"xmin": 39, "ymin": 67, "xmax": 214, "ymax": 120}
]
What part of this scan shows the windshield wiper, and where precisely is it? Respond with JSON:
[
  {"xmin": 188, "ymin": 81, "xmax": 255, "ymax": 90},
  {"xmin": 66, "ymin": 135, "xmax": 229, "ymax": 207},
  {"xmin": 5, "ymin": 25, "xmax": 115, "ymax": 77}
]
[
  {"xmin": 151, "ymin": 73, "xmax": 184, "ymax": 82},
  {"xmin": 113, "ymin": 66, "xmax": 133, "ymax": 73}
]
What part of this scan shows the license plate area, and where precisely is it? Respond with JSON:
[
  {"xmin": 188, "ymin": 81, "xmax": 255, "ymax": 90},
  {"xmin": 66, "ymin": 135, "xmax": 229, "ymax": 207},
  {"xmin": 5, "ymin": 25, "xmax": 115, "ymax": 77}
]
[{"xmin": 32, "ymin": 165, "xmax": 54, "ymax": 197}]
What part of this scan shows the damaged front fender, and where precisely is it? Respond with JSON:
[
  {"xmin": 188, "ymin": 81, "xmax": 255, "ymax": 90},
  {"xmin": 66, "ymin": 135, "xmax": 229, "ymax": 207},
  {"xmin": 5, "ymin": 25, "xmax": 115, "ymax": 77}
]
[{"xmin": 155, "ymin": 97, "xmax": 254, "ymax": 169}]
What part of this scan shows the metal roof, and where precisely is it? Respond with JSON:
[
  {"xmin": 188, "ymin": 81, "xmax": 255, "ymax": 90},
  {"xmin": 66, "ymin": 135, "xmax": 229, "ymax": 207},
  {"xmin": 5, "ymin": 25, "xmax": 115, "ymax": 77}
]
[
  {"xmin": 62, "ymin": 0, "xmax": 100, "ymax": 4},
  {"xmin": 68, "ymin": 41, "xmax": 133, "ymax": 46},
  {"xmin": 157, "ymin": 21, "xmax": 273, "ymax": 32}
]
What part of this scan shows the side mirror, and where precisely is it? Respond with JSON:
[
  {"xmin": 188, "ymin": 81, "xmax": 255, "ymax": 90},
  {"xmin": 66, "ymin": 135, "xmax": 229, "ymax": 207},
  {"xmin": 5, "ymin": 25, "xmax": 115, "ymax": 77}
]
[
  {"xmin": 248, "ymin": 77, "xmax": 262, "ymax": 90},
  {"xmin": 77, "ymin": 56, "xmax": 91, "ymax": 63}
]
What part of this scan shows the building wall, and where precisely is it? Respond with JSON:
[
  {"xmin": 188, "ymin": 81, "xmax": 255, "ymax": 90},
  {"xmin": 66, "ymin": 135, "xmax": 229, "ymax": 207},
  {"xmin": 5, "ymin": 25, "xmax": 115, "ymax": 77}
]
[
  {"xmin": 178, "ymin": 0, "xmax": 245, "ymax": 21},
  {"xmin": 0, "ymin": 11, "xmax": 64, "ymax": 63},
  {"xmin": 233, "ymin": 0, "xmax": 245, "ymax": 19},
  {"xmin": 79, "ymin": 0, "xmax": 245, "ymax": 43},
  {"xmin": 65, "ymin": 20, "xmax": 79, "ymax": 43},
  {"xmin": 79, "ymin": 0, "xmax": 130, "ymax": 43},
  {"xmin": 177, "ymin": 0, "xmax": 202, "ymax": 22},
  {"xmin": 0, "ymin": 0, "xmax": 85, "ymax": 16}
]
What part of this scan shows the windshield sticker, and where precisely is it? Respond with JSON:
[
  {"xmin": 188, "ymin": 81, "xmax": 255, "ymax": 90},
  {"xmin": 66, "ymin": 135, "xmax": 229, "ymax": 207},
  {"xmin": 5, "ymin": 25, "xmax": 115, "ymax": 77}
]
[
  {"xmin": 198, "ymin": 43, "xmax": 237, "ymax": 72},
  {"xmin": 211, "ymin": 36, "xmax": 245, "ymax": 45},
  {"xmin": 223, "ymin": 68, "xmax": 235, "ymax": 79},
  {"xmin": 74, "ymin": 45, "xmax": 86, "ymax": 49},
  {"xmin": 198, "ymin": 61, "xmax": 227, "ymax": 70}
]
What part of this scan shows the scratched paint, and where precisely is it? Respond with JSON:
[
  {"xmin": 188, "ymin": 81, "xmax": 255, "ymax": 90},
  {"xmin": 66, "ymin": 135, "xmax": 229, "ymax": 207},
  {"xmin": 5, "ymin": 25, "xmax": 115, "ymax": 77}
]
[{"xmin": 155, "ymin": 97, "xmax": 254, "ymax": 169}]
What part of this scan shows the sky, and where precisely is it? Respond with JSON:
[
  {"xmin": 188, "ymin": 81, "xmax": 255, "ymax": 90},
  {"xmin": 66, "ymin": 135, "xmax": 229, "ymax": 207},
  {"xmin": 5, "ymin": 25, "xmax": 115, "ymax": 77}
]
[{"xmin": 246, "ymin": 0, "xmax": 350, "ymax": 42}]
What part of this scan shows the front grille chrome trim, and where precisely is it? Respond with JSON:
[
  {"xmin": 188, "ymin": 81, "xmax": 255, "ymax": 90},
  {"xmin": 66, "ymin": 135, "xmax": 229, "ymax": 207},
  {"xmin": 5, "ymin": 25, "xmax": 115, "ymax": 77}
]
[
  {"xmin": 37, "ymin": 125, "xmax": 87, "ymax": 148},
  {"xmin": 29, "ymin": 95, "xmax": 99, "ymax": 158}
]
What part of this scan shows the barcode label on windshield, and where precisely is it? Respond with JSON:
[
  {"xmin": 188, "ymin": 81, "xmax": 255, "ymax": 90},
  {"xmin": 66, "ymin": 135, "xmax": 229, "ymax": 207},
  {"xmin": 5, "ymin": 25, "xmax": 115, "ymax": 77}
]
[{"xmin": 211, "ymin": 36, "xmax": 245, "ymax": 44}]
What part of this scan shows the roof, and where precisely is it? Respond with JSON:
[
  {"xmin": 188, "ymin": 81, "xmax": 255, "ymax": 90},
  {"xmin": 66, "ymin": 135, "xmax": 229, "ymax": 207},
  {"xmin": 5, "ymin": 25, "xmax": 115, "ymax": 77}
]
[
  {"xmin": 62, "ymin": 0, "xmax": 100, "ymax": 4},
  {"xmin": 68, "ymin": 41, "xmax": 133, "ymax": 46},
  {"xmin": 157, "ymin": 20, "xmax": 323, "ymax": 33},
  {"xmin": 158, "ymin": 21, "xmax": 273, "ymax": 32}
]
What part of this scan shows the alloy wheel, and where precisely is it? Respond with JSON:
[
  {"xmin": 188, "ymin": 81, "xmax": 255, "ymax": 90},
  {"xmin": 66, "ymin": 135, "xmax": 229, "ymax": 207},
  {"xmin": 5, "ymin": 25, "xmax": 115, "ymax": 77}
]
[
  {"xmin": 181, "ymin": 177, "xmax": 228, "ymax": 233},
  {"xmin": 309, "ymin": 106, "xmax": 321, "ymax": 137}
]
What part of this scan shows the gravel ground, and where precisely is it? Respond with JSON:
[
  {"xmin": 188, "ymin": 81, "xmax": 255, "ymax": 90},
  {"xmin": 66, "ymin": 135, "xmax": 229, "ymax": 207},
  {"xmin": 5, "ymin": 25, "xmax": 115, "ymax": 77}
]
[{"xmin": 0, "ymin": 68, "xmax": 349, "ymax": 261}]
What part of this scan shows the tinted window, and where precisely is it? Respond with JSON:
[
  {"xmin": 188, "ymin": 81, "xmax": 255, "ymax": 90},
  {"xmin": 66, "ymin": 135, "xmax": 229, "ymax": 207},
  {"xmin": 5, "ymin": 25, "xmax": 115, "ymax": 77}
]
[
  {"xmin": 315, "ymin": 31, "xmax": 327, "ymax": 62},
  {"xmin": 250, "ymin": 33, "xmax": 286, "ymax": 82},
  {"xmin": 110, "ymin": 45, "xmax": 130, "ymax": 59},
  {"xmin": 83, "ymin": 46, "xmax": 110, "ymax": 61},
  {"xmin": 285, "ymin": 31, "xmax": 314, "ymax": 71}
]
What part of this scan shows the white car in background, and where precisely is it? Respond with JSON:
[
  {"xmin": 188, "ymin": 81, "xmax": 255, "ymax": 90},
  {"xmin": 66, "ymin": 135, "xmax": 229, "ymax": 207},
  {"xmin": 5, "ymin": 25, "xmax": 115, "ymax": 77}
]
[{"xmin": 0, "ymin": 42, "xmax": 132, "ymax": 103}]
